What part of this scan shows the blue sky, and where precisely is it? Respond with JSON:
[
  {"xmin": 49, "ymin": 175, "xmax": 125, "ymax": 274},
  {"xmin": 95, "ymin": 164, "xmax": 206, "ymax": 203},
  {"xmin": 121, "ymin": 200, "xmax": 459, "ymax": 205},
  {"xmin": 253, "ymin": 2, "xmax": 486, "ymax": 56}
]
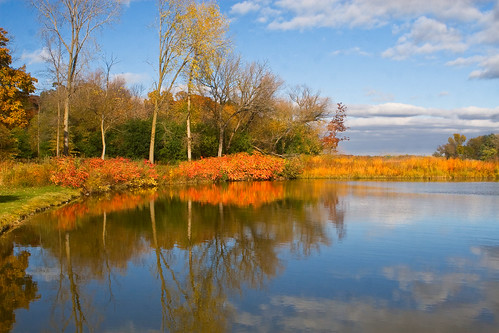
[{"xmin": 1, "ymin": 0, "xmax": 498, "ymax": 155}]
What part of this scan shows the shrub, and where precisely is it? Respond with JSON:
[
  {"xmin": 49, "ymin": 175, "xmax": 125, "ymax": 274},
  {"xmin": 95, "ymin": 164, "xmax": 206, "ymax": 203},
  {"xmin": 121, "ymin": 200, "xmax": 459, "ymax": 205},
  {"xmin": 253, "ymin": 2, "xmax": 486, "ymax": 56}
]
[
  {"xmin": 50, "ymin": 157, "xmax": 158, "ymax": 193},
  {"xmin": 176, "ymin": 153, "xmax": 287, "ymax": 182},
  {"xmin": 0, "ymin": 160, "xmax": 53, "ymax": 187}
]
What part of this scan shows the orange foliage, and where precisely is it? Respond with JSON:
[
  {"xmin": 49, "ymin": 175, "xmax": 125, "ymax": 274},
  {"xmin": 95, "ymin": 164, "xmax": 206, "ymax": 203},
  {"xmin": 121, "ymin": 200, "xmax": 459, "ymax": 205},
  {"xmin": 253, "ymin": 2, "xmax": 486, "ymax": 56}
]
[
  {"xmin": 300, "ymin": 155, "xmax": 499, "ymax": 180},
  {"xmin": 54, "ymin": 190, "xmax": 157, "ymax": 231},
  {"xmin": 178, "ymin": 181, "xmax": 285, "ymax": 207},
  {"xmin": 50, "ymin": 157, "xmax": 158, "ymax": 193},
  {"xmin": 176, "ymin": 152, "xmax": 286, "ymax": 182},
  {"xmin": 0, "ymin": 28, "xmax": 37, "ymax": 128}
]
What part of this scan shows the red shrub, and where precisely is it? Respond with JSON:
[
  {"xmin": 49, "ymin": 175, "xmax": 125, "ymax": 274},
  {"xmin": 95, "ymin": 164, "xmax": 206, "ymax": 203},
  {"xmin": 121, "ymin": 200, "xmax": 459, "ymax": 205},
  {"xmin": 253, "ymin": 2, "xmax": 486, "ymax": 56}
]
[
  {"xmin": 50, "ymin": 157, "xmax": 158, "ymax": 193},
  {"xmin": 176, "ymin": 153, "xmax": 286, "ymax": 182}
]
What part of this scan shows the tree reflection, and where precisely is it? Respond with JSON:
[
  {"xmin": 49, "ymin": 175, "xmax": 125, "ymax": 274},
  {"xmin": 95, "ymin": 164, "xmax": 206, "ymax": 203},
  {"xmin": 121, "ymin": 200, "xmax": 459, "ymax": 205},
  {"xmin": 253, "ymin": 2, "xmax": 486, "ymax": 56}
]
[
  {"xmin": 0, "ymin": 241, "xmax": 39, "ymax": 333},
  {"xmin": 4, "ymin": 180, "xmax": 347, "ymax": 332}
]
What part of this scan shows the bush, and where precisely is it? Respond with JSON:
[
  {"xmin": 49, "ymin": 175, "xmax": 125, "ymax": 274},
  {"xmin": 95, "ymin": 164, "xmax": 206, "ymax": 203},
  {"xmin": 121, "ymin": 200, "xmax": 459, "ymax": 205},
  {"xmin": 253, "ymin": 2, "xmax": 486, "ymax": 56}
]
[
  {"xmin": 176, "ymin": 153, "xmax": 288, "ymax": 182},
  {"xmin": 50, "ymin": 157, "xmax": 158, "ymax": 193},
  {"xmin": 0, "ymin": 160, "xmax": 53, "ymax": 187}
]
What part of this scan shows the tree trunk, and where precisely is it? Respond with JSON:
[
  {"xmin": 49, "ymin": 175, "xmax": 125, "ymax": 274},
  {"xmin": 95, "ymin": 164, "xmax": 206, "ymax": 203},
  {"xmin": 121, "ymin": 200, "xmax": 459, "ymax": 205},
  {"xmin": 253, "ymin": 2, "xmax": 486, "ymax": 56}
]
[
  {"xmin": 100, "ymin": 114, "xmax": 106, "ymax": 160},
  {"xmin": 63, "ymin": 95, "xmax": 70, "ymax": 156},
  {"xmin": 217, "ymin": 125, "xmax": 224, "ymax": 157},
  {"xmin": 149, "ymin": 99, "xmax": 159, "ymax": 163},
  {"xmin": 186, "ymin": 73, "xmax": 193, "ymax": 161},
  {"xmin": 56, "ymin": 99, "xmax": 60, "ymax": 157}
]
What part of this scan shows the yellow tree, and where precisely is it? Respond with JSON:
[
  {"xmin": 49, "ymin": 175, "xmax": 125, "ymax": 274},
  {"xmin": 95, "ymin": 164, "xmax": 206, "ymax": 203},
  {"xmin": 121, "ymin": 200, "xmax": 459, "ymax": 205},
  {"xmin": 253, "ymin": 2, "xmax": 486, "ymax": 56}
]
[
  {"xmin": 0, "ymin": 28, "xmax": 37, "ymax": 129},
  {"xmin": 32, "ymin": 0, "xmax": 121, "ymax": 156},
  {"xmin": 182, "ymin": 1, "xmax": 229, "ymax": 160},
  {"xmin": 149, "ymin": 0, "xmax": 190, "ymax": 163}
]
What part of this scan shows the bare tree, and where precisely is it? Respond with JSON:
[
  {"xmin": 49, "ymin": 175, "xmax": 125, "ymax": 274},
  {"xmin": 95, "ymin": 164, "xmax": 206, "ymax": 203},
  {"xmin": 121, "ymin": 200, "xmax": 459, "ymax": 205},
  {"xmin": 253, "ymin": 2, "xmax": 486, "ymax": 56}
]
[
  {"xmin": 252, "ymin": 85, "xmax": 331, "ymax": 155},
  {"xmin": 199, "ymin": 52, "xmax": 239, "ymax": 157},
  {"xmin": 200, "ymin": 59, "xmax": 282, "ymax": 156},
  {"xmin": 32, "ymin": 0, "xmax": 121, "ymax": 156},
  {"xmin": 44, "ymin": 36, "xmax": 66, "ymax": 157}
]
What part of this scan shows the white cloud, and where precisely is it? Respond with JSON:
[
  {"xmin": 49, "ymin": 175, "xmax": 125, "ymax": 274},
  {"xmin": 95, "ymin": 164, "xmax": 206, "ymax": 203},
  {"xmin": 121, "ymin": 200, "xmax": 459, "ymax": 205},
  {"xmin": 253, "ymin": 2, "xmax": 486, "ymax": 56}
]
[
  {"xmin": 20, "ymin": 47, "xmax": 50, "ymax": 65},
  {"xmin": 445, "ymin": 55, "xmax": 486, "ymax": 67},
  {"xmin": 382, "ymin": 17, "xmax": 468, "ymax": 60},
  {"xmin": 331, "ymin": 46, "xmax": 371, "ymax": 57},
  {"xmin": 112, "ymin": 72, "xmax": 151, "ymax": 86},
  {"xmin": 338, "ymin": 102, "xmax": 499, "ymax": 154},
  {"xmin": 364, "ymin": 89, "xmax": 395, "ymax": 103},
  {"xmin": 231, "ymin": 1, "xmax": 261, "ymax": 15},
  {"xmin": 263, "ymin": 0, "xmax": 485, "ymax": 30},
  {"xmin": 469, "ymin": 54, "xmax": 499, "ymax": 79},
  {"xmin": 118, "ymin": 0, "xmax": 139, "ymax": 6},
  {"xmin": 348, "ymin": 103, "xmax": 499, "ymax": 122},
  {"xmin": 241, "ymin": 0, "xmax": 498, "ymax": 64}
]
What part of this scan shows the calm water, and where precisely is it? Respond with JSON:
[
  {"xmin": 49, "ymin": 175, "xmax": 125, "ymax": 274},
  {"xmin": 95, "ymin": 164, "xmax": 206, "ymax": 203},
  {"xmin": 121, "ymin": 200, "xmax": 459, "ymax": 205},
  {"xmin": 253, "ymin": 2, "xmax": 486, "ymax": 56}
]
[{"xmin": 1, "ymin": 180, "xmax": 499, "ymax": 333}]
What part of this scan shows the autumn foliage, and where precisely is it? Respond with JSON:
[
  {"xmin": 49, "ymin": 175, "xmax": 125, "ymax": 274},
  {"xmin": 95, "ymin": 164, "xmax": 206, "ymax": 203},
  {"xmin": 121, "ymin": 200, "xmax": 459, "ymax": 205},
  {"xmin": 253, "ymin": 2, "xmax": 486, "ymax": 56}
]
[
  {"xmin": 300, "ymin": 155, "xmax": 499, "ymax": 180},
  {"xmin": 53, "ymin": 190, "xmax": 157, "ymax": 231},
  {"xmin": 0, "ymin": 28, "xmax": 37, "ymax": 128},
  {"xmin": 175, "ymin": 152, "xmax": 287, "ymax": 182},
  {"xmin": 50, "ymin": 157, "xmax": 158, "ymax": 193},
  {"xmin": 179, "ymin": 182, "xmax": 285, "ymax": 207},
  {"xmin": 322, "ymin": 102, "xmax": 349, "ymax": 152}
]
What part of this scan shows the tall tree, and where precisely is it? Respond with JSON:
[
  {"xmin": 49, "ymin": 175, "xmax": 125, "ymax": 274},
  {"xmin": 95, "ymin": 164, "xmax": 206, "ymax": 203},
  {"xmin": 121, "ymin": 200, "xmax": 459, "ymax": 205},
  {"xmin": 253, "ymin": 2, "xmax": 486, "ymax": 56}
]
[
  {"xmin": 182, "ymin": 0, "xmax": 228, "ymax": 160},
  {"xmin": 32, "ymin": 0, "xmax": 121, "ymax": 156},
  {"xmin": 200, "ymin": 52, "xmax": 239, "ymax": 156},
  {"xmin": 44, "ymin": 35, "xmax": 66, "ymax": 157},
  {"xmin": 149, "ymin": 0, "xmax": 190, "ymax": 163},
  {"xmin": 0, "ymin": 28, "xmax": 37, "ymax": 129}
]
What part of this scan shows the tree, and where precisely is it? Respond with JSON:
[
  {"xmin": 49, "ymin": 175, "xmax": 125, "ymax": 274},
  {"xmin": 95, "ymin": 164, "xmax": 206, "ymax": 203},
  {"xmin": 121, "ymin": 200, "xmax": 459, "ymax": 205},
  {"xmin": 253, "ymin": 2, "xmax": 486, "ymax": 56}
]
[
  {"xmin": 149, "ymin": 0, "xmax": 190, "ymax": 163},
  {"xmin": 434, "ymin": 133, "xmax": 467, "ymax": 159},
  {"xmin": 44, "ymin": 35, "xmax": 66, "ymax": 157},
  {"xmin": 322, "ymin": 102, "xmax": 349, "ymax": 153},
  {"xmin": 201, "ymin": 60, "xmax": 282, "ymax": 156},
  {"xmin": 463, "ymin": 133, "xmax": 499, "ymax": 161},
  {"xmin": 199, "ymin": 52, "xmax": 240, "ymax": 157},
  {"xmin": 32, "ymin": 0, "xmax": 121, "ymax": 156},
  {"xmin": 252, "ymin": 85, "xmax": 330, "ymax": 155},
  {"xmin": 0, "ymin": 28, "xmax": 37, "ymax": 129},
  {"xmin": 98, "ymin": 57, "xmax": 131, "ymax": 159},
  {"xmin": 182, "ymin": 1, "xmax": 228, "ymax": 161}
]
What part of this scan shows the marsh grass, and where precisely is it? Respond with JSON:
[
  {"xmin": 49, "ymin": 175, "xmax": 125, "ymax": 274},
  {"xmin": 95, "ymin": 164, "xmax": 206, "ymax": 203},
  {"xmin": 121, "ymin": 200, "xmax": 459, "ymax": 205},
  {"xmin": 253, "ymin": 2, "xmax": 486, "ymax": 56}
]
[{"xmin": 300, "ymin": 155, "xmax": 499, "ymax": 180}]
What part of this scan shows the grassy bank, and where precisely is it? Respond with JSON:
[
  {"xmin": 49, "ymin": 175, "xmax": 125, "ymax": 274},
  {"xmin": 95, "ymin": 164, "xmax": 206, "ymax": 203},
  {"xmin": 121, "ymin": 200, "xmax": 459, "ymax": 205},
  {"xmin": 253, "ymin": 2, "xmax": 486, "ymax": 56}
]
[{"xmin": 0, "ymin": 186, "xmax": 80, "ymax": 232}]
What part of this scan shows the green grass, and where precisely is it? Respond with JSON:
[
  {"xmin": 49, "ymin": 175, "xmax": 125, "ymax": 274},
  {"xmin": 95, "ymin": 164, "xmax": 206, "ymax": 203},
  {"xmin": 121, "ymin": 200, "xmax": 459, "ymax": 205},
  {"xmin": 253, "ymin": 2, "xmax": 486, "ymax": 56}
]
[{"xmin": 0, "ymin": 186, "xmax": 80, "ymax": 232}]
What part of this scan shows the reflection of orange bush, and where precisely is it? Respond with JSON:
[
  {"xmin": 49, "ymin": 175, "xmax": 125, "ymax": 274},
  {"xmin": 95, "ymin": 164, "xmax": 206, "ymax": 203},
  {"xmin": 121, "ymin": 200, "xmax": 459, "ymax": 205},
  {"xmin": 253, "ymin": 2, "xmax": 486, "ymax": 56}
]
[
  {"xmin": 54, "ymin": 191, "xmax": 158, "ymax": 230},
  {"xmin": 301, "ymin": 155, "xmax": 499, "ymax": 180},
  {"xmin": 179, "ymin": 182, "xmax": 285, "ymax": 207},
  {"xmin": 176, "ymin": 153, "xmax": 286, "ymax": 182}
]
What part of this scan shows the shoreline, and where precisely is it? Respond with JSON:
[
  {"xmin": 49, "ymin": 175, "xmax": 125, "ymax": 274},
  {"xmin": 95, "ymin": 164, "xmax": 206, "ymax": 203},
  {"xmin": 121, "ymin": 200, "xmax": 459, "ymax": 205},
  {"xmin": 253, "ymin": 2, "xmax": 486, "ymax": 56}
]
[
  {"xmin": 2, "ymin": 177, "xmax": 498, "ymax": 237},
  {"xmin": 0, "ymin": 186, "xmax": 81, "ymax": 236}
]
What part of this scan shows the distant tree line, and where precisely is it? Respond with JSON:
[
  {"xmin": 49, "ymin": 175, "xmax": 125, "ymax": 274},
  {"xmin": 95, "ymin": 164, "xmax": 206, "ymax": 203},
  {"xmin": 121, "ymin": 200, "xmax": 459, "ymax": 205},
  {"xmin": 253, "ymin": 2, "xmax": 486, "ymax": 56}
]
[
  {"xmin": 433, "ymin": 133, "xmax": 499, "ymax": 161},
  {"xmin": 0, "ymin": 0, "xmax": 348, "ymax": 163}
]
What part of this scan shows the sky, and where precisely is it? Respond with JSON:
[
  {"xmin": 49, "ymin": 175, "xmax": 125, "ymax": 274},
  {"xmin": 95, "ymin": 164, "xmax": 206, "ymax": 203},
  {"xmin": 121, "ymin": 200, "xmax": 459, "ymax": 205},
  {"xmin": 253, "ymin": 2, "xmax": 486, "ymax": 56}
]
[{"xmin": 1, "ymin": 0, "xmax": 498, "ymax": 155}]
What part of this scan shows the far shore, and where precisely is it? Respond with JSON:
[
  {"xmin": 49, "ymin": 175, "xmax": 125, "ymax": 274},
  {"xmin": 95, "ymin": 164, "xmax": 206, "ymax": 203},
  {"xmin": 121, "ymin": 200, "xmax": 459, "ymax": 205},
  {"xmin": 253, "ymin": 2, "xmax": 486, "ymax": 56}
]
[{"xmin": 1, "ymin": 154, "xmax": 498, "ymax": 236}]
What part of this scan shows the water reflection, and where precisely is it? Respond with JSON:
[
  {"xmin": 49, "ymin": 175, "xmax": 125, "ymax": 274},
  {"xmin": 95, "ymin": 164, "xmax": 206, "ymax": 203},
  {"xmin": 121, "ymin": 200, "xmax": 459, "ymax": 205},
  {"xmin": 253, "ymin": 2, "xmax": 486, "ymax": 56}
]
[
  {"xmin": 1, "ymin": 181, "xmax": 346, "ymax": 332},
  {"xmin": 0, "ymin": 242, "xmax": 39, "ymax": 332},
  {"xmin": 1, "ymin": 181, "xmax": 498, "ymax": 332}
]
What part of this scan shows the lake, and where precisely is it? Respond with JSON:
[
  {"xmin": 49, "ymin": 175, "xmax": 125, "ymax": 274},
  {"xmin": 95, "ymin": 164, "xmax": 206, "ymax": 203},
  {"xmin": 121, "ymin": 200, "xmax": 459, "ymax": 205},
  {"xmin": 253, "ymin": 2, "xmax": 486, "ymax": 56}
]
[{"xmin": 1, "ymin": 180, "xmax": 498, "ymax": 332}]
